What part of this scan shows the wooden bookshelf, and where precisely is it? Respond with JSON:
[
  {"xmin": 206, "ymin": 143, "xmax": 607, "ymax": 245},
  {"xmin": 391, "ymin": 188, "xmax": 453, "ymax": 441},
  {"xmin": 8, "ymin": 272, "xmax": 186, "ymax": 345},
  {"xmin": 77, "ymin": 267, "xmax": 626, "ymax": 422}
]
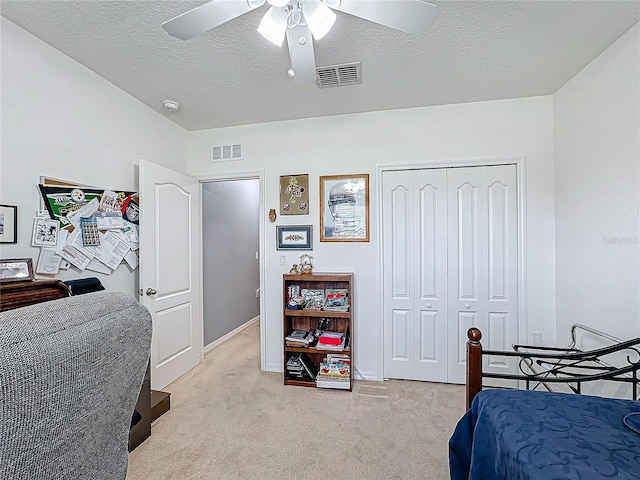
[{"xmin": 283, "ymin": 272, "xmax": 353, "ymax": 391}]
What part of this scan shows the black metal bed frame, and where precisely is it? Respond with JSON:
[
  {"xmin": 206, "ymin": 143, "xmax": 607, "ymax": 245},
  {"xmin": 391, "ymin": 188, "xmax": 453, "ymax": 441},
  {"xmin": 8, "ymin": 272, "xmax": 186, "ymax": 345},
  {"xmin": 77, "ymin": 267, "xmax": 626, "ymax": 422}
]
[{"xmin": 465, "ymin": 324, "xmax": 640, "ymax": 408}]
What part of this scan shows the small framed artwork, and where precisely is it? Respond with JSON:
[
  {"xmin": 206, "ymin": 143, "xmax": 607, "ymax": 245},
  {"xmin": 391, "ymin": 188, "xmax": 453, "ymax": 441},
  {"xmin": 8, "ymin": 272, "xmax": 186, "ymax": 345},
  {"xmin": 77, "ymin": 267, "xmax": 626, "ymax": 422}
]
[
  {"xmin": 279, "ymin": 174, "xmax": 309, "ymax": 215},
  {"xmin": 277, "ymin": 225, "xmax": 312, "ymax": 250},
  {"xmin": 0, "ymin": 204, "xmax": 18, "ymax": 244},
  {"xmin": 0, "ymin": 258, "xmax": 35, "ymax": 283},
  {"xmin": 320, "ymin": 174, "xmax": 369, "ymax": 242}
]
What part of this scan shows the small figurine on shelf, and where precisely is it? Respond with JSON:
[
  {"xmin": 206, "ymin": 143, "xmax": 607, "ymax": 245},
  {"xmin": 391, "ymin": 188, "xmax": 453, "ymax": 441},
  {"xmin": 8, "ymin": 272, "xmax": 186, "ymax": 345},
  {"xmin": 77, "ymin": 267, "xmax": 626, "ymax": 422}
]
[
  {"xmin": 299, "ymin": 254, "xmax": 313, "ymax": 274},
  {"xmin": 290, "ymin": 264, "xmax": 300, "ymax": 274}
]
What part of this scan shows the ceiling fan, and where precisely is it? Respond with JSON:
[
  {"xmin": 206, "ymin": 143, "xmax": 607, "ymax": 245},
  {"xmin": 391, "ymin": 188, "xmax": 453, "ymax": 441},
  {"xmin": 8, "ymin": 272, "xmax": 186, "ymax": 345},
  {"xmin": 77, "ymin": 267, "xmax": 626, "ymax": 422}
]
[{"xmin": 162, "ymin": 0, "xmax": 437, "ymax": 84}]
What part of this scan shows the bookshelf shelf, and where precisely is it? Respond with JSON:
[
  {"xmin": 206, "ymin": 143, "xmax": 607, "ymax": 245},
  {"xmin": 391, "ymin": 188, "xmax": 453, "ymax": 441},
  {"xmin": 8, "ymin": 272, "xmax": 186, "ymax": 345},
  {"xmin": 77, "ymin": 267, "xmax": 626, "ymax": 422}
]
[
  {"xmin": 284, "ymin": 309, "xmax": 351, "ymax": 318},
  {"xmin": 283, "ymin": 272, "xmax": 353, "ymax": 391},
  {"xmin": 285, "ymin": 345, "xmax": 352, "ymax": 354}
]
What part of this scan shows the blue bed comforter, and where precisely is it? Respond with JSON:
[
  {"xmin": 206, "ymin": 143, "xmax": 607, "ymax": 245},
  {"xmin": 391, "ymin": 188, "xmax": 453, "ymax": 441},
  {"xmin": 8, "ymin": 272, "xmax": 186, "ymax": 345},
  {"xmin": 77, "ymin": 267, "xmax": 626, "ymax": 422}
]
[{"xmin": 449, "ymin": 389, "xmax": 640, "ymax": 480}]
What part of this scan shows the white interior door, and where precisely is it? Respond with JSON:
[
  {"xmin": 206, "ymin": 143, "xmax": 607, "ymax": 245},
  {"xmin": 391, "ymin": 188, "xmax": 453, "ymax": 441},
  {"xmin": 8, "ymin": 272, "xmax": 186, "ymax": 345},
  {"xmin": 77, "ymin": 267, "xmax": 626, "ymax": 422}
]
[
  {"xmin": 383, "ymin": 169, "xmax": 448, "ymax": 382},
  {"xmin": 446, "ymin": 165, "xmax": 518, "ymax": 384},
  {"xmin": 140, "ymin": 159, "xmax": 203, "ymax": 390},
  {"xmin": 382, "ymin": 164, "xmax": 518, "ymax": 384}
]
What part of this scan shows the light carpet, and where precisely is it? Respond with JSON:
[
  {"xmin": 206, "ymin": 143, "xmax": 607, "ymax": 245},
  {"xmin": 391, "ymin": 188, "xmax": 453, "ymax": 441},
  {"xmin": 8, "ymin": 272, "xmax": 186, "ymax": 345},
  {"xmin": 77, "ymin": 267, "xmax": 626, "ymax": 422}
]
[{"xmin": 126, "ymin": 322, "xmax": 466, "ymax": 480}]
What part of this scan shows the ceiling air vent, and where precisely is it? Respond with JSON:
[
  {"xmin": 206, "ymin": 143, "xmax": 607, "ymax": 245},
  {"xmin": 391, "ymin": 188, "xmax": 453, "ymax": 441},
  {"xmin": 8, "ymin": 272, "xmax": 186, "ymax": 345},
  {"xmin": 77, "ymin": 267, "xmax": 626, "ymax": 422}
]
[
  {"xmin": 316, "ymin": 62, "xmax": 362, "ymax": 88},
  {"xmin": 211, "ymin": 143, "xmax": 243, "ymax": 162}
]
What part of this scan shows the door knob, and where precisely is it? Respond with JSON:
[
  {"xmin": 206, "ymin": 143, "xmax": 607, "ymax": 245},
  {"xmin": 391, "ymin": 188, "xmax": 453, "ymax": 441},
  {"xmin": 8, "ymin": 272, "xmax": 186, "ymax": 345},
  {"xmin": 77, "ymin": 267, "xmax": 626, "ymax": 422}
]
[
  {"xmin": 426, "ymin": 303, "xmax": 432, "ymax": 309},
  {"xmin": 465, "ymin": 303, "xmax": 470, "ymax": 309},
  {"xmin": 146, "ymin": 288, "xmax": 157, "ymax": 296}
]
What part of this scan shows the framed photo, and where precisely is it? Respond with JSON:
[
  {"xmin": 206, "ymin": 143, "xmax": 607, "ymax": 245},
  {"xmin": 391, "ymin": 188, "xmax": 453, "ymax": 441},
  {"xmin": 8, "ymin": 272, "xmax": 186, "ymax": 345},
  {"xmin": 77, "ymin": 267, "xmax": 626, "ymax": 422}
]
[
  {"xmin": 0, "ymin": 258, "xmax": 35, "ymax": 283},
  {"xmin": 277, "ymin": 225, "xmax": 312, "ymax": 250},
  {"xmin": 320, "ymin": 174, "xmax": 369, "ymax": 242},
  {"xmin": 0, "ymin": 205, "xmax": 18, "ymax": 244},
  {"xmin": 279, "ymin": 174, "xmax": 309, "ymax": 215}
]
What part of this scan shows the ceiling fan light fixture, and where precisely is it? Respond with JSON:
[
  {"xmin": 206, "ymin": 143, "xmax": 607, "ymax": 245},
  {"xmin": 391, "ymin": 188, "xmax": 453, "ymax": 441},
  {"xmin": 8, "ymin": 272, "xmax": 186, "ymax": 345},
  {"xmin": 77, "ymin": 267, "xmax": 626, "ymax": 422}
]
[
  {"xmin": 304, "ymin": 0, "xmax": 336, "ymax": 40},
  {"xmin": 257, "ymin": 6, "xmax": 288, "ymax": 46},
  {"xmin": 247, "ymin": 0, "xmax": 267, "ymax": 8}
]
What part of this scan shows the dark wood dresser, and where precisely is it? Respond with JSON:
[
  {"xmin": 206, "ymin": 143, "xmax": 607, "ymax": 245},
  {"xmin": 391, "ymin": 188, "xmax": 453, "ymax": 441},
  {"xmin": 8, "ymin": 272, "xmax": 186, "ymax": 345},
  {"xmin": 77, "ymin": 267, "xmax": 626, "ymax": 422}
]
[{"xmin": 0, "ymin": 279, "xmax": 71, "ymax": 311}]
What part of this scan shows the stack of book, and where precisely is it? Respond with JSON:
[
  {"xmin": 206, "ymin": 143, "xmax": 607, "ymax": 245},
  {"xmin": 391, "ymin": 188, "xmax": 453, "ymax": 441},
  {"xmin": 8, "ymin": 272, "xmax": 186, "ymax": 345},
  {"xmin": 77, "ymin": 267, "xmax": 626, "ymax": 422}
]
[
  {"xmin": 316, "ymin": 330, "xmax": 346, "ymax": 351},
  {"xmin": 316, "ymin": 355, "xmax": 350, "ymax": 389},
  {"xmin": 285, "ymin": 329, "xmax": 315, "ymax": 347},
  {"xmin": 286, "ymin": 355, "xmax": 305, "ymax": 379},
  {"xmin": 286, "ymin": 353, "xmax": 318, "ymax": 380}
]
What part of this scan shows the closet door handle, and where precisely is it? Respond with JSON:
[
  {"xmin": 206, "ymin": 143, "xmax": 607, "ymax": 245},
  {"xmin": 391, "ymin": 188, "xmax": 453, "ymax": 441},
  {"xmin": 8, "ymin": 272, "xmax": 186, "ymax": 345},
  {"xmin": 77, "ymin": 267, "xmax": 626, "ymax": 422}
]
[
  {"xmin": 146, "ymin": 288, "xmax": 157, "ymax": 296},
  {"xmin": 465, "ymin": 303, "xmax": 470, "ymax": 309}
]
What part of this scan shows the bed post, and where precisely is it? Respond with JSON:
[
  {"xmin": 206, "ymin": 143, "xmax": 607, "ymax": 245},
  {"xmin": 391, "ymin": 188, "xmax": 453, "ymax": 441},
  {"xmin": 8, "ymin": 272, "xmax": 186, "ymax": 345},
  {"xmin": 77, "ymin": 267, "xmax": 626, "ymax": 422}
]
[{"xmin": 466, "ymin": 327, "xmax": 483, "ymax": 409}]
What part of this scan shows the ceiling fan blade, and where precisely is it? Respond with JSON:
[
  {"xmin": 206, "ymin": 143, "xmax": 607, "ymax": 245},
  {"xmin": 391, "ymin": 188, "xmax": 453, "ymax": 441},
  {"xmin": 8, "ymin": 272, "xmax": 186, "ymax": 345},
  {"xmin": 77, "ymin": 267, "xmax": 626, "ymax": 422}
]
[
  {"xmin": 286, "ymin": 24, "xmax": 317, "ymax": 84},
  {"xmin": 327, "ymin": 0, "xmax": 437, "ymax": 34},
  {"xmin": 162, "ymin": 0, "xmax": 263, "ymax": 40}
]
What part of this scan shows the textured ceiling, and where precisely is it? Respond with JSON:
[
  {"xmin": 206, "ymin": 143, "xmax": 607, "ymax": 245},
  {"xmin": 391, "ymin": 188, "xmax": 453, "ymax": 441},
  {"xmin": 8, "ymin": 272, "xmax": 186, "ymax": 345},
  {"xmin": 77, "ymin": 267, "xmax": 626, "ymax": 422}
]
[{"xmin": 1, "ymin": 0, "xmax": 639, "ymax": 131}]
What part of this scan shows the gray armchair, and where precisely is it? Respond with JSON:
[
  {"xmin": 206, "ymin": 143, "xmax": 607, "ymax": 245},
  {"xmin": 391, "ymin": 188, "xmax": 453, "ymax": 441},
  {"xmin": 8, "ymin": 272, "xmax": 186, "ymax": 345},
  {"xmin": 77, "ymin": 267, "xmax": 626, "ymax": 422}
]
[{"xmin": 0, "ymin": 291, "xmax": 152, "ymax": 480}]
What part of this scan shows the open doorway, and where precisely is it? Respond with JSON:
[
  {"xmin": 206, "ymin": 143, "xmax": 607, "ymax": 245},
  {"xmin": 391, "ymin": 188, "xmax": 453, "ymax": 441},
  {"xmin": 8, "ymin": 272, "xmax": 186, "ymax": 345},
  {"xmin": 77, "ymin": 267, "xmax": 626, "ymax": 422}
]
[{"xmin": 202, "ymin": 178, "xmax": 260, "ymax": 351}]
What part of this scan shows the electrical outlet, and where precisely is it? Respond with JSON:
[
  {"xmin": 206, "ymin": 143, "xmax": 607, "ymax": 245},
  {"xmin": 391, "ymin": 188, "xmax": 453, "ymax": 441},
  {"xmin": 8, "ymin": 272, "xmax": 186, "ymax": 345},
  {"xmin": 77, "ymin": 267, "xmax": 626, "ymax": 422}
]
[{"xmin": 532, "ymin": 331, "xmax": 543, "ymax": 346}]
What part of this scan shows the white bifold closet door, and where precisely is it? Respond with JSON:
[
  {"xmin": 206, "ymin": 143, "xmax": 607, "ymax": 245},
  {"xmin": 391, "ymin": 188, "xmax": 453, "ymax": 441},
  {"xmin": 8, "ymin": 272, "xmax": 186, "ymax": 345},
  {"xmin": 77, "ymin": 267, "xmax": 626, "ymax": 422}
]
[{"xmin": 382, "ymin": 165, "xmax": 518, "ymax": 384}]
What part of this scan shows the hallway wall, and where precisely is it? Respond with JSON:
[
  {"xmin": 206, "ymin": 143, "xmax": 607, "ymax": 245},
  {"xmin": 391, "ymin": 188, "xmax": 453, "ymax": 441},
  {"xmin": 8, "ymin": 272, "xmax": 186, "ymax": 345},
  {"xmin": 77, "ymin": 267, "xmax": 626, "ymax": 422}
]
[{"xmin": 202, "ymin": 179, "xmax": 260, "ymax": 346}]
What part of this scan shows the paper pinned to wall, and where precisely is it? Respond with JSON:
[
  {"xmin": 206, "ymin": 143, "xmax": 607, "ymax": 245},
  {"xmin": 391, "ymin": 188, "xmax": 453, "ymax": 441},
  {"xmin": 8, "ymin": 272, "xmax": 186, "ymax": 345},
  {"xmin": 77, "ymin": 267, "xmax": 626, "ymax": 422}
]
[
  {"xmin": 94, "ymin": 231, "xmax": 129, "ymax": 270},
  {"xmin": 35, "ymin": 230, "xmax": 66, "ymax": 275},
  {"xmin": 123, "ymin": 249, "xmax": 138, "ymax": 269},
  {"xmin": 86, "ymin": 258, "xmax": 112, "ymax": 274},
  {"xmin": 56, "ymin": 229, "xmax": 95, "ymax": 270}
]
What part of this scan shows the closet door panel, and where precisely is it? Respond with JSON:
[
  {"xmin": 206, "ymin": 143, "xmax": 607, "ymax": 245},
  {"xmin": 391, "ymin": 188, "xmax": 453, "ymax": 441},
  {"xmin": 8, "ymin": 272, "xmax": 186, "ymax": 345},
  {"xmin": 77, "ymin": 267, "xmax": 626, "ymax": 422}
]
[
  {"xmin": 447, "ymin": 168, "xmax": 482, "ymax": 384},
  {"xmin": 414, "ymin": 171, "xmax": 448, "ymax": 382},
  {"xmin": 383, "ymin": 172, "xmax": 415, "ymax": 379}
]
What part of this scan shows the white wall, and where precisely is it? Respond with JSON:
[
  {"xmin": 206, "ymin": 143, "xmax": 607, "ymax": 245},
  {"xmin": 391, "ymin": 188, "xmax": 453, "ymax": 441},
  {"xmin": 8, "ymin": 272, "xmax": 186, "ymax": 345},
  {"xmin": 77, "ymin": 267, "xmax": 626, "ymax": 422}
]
[
  {"xmin": 554, "ymin": 23, "xmax": 640, "ymax": 342},
  {"xmin": 0, "ymin": 18, "xmax": 189, "ymax": 296},
  {"xmin": 188, "ymin": 97, "xmax": 557, "ymax": 379}
]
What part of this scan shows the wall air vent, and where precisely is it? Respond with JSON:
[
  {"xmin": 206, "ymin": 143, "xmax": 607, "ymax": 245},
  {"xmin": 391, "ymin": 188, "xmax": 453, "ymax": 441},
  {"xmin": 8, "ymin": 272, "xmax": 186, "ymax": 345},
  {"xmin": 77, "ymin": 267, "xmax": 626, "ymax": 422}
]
[
  {"xmin": 316, "ymin": 62, "xmax": 362, "ymax": 88},
  {"xmin": 211, "ymin": 143, "xmax": 243, "ymax": 162}
]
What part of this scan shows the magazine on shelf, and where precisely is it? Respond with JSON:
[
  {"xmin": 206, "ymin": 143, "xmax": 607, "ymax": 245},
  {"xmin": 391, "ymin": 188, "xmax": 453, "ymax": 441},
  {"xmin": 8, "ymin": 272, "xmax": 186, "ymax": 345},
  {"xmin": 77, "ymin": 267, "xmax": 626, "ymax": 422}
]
[
  {"xmin": 318, "ymin": 361, "xmax": 350, "ymax": 377},
  {"xmin": 326, "ymin": 353, "xmax": 351, "ymax": 364},
  {"xmin": 316, "ymin": 374, "xmax": 350, "ymax": 389},
  {"xmin": 323, "ymin": 289, "xmax": 349, "ymax": 312},
  {"xmin": 285, "ymin": 329, "xmax": 315, "ymax": 347},
  {"xmin": 285, "ymin": 329, "xmax": 309, "ymax": 341},
  {"xmin": 301, "ymin": 289, "xmax": 325, "ymax": 310}
]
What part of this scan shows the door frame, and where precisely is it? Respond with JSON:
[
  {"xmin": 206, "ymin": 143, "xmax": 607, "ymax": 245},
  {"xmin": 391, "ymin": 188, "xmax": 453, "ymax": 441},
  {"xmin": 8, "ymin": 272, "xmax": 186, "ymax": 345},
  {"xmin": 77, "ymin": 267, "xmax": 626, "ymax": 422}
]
[
  {"xmin": 195, "ymin": 170, "xmax": 267, "ymax": 371},
  {"xmin": 376, "ymin": 156, "xmax": 527, "ymax": 381}
]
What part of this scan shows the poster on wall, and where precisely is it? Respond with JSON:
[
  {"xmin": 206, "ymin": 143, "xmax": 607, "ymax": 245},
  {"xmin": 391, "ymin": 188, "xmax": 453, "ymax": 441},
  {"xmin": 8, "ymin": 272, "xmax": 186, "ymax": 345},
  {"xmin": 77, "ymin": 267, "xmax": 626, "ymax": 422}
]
[
  {"xmin": 319, "ymin": 173, "xmax": 369, "ymax": 242},
  {"xmin": 279, "ymin": 174, "xmax": 309, "ymax": 215}
]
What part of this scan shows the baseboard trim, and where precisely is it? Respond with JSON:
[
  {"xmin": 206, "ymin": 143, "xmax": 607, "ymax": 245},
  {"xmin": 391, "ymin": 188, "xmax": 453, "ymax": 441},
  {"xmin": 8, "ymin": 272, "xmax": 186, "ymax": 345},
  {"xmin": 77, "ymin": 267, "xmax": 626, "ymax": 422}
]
[{"xmin": 204, "ymin": 315, "xmax": 259, "ymax": 354}]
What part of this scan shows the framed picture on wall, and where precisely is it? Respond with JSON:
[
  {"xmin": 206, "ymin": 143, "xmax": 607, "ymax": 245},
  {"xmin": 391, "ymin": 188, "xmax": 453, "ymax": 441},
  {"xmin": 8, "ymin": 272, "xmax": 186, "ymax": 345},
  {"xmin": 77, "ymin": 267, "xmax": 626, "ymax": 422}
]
[
  {"xmin": 277, "ymin": 225, "xmax": 312, "ymax": 250},
  {"xmin": 320, "ymin": 174, "xmax": 369, "ymax": 242},
  {"xmin": 0, "ymin": 258, "xmax": 34, "ymax": 282},
  {"xmin": 0, "ymin": 205, "xmax": 18, "ymax": 244},
  {"xmin": 279, "ymin": 174, "xmax": 309, "ymax": 215}
]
